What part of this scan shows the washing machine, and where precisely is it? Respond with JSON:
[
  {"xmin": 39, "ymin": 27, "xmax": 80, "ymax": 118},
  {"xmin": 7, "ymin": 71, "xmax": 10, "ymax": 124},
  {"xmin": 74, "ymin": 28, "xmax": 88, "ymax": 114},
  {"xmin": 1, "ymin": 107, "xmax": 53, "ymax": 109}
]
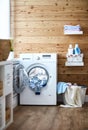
[{"xmin": 19, "ymin": 53, "xmax": 57, "ymax": 105}]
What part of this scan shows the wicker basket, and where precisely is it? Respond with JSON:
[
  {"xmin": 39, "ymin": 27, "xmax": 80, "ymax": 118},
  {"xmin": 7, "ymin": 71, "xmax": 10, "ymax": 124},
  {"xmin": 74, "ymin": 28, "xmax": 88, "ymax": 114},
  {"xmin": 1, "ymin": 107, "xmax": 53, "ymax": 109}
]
[{"xmin": 0, "ymin": 40, "xmax": 11, "ymax": 61}]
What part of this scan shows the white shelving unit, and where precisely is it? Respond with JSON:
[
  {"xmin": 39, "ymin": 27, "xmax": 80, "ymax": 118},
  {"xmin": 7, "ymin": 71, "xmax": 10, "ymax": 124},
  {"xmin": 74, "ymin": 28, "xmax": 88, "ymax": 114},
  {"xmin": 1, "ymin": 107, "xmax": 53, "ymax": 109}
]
[
  {"xmin": 64, "ymin": 25, "xmax": 84, "ymax": 66},
  {"xmin": 0, "ymin": 61, "xmax": 13, "ymax": 130},
  {"xmin": 64, "ymin": 31, "xmax": 83, "ymax": 35}
]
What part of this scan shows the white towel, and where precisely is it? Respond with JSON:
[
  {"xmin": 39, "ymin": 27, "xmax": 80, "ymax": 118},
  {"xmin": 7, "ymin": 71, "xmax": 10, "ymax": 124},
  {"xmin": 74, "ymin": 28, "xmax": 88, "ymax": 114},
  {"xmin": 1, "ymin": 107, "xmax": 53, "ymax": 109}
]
[{"xmin": 60, "ymin": 85, "xmax": 82, "ymax": 107}]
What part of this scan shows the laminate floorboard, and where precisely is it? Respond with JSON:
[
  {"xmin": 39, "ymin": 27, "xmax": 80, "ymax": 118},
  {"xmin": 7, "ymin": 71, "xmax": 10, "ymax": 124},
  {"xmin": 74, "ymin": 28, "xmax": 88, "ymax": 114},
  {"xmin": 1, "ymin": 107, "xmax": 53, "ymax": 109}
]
[{"xmin": 6, "ymin": 103, "xmax": 88, "ymax": 130}]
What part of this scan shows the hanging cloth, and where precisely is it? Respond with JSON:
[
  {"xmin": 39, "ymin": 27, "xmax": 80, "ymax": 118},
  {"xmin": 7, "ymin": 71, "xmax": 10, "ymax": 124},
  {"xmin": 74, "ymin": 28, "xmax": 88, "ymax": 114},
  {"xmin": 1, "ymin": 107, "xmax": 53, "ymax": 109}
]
[{"xmin": 13, "ymin": 63, "xmax": 29, "ymax": 94}]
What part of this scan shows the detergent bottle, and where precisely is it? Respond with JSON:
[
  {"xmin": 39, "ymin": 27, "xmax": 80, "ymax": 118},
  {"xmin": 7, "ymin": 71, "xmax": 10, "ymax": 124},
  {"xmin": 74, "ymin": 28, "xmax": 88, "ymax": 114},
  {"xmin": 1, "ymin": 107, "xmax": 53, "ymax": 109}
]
[
  {"xmin": 73, "ymin": 44, "xmax": 81, "ymax": 55},
  {"xmin": 67, "ymin": 44, "xmax": 73, "ymax": 55}
]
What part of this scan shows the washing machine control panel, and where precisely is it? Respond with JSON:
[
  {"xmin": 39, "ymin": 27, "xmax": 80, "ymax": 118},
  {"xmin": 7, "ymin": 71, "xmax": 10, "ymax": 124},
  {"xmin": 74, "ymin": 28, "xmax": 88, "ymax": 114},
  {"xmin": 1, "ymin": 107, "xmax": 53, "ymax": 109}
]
[
  {"xmin": 19, "ymin": 53, "xmax": 57, "ymax": 62},
  {"xmin": 36, "ymin": 55, "xmax": 50, "ymax": 60},
  {"xmin": 36, "ymin": 56, "xmax": 40, "ymax": 60},
  {"xmin": 33, "ymin": 53, "xmax": 56, "ymax": 62}
]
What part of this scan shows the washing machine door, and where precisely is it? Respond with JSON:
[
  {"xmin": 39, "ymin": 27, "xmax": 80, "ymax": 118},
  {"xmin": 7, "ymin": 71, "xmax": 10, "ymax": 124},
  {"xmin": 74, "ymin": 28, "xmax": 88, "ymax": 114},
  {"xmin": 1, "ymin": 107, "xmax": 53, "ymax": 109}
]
[{"xmin": 27, "ymin": 65, "xmax": 49, "ymax": 95}]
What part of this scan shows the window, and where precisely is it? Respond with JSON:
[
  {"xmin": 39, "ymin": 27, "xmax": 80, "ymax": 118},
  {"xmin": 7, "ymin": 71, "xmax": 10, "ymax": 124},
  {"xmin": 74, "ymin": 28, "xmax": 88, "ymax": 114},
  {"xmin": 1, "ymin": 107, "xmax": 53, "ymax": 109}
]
[{"xmin": 0, "ymin": 0, "xmax": 10, "ymax": 39}]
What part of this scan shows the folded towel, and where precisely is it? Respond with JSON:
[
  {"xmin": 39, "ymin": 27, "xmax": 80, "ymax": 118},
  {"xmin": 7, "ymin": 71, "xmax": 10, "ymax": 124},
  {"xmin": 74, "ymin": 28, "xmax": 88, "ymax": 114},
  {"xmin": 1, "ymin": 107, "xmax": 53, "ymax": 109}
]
[{"xmin": 57, "ymin": 82, "xmax": 70, "ymax": 94}]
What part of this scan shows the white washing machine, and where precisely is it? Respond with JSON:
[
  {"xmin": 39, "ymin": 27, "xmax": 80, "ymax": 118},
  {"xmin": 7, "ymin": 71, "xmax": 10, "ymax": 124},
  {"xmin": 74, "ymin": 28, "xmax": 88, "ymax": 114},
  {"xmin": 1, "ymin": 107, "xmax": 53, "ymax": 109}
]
[{"xmin": 19, "ymin": 53, "xmax": 57, "ymax": 105}]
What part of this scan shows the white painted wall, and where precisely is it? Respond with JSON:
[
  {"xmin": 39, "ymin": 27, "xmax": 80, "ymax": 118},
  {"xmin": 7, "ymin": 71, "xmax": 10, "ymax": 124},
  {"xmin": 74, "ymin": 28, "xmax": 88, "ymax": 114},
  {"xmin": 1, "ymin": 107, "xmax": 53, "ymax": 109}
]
[{"xmin": 0, "ymin": 0, "xmax": 10, "ymax": 39}]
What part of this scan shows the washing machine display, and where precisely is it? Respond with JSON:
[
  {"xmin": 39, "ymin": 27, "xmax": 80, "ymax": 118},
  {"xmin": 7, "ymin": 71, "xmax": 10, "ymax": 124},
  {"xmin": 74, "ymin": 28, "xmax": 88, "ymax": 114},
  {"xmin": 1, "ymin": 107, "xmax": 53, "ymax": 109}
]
[{"xmin": 19, "ymin": 53, "xmax": 57, "ymax": 105}]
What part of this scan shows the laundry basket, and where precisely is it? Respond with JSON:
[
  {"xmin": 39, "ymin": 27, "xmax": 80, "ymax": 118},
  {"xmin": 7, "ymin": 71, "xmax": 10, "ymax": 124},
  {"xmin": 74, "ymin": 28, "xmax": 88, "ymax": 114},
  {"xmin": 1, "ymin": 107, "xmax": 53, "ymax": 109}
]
[
  {"xmin": 63, "ymin": 85, "xmax": 87, "ymax": 105},
  {"xmin": 80, "ymin": 86, "xmax": 87, "ymax": 104}
]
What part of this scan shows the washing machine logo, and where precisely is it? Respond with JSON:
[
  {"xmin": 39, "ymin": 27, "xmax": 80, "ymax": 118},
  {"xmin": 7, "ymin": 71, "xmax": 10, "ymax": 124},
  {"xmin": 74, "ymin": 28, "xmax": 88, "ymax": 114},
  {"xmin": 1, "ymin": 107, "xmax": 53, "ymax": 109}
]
[{"xmin": 28, "ymin": 66, "xmax": 49, "ymax": 95}]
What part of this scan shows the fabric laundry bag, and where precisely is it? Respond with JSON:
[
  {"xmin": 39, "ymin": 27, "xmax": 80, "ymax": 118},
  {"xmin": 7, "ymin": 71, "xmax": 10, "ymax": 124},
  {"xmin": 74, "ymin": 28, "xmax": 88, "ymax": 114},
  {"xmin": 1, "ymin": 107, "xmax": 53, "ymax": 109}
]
[{"xmin": 63, "ymin": 85, "xmax": 87, "ymax": 107}]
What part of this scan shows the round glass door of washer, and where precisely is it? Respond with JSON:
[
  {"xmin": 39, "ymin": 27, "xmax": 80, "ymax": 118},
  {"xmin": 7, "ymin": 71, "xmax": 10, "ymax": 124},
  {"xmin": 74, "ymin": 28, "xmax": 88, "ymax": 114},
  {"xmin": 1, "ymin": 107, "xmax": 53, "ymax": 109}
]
[{"xmin": 27, "ymin": 66, "xmax": 49, "ymax": 89}]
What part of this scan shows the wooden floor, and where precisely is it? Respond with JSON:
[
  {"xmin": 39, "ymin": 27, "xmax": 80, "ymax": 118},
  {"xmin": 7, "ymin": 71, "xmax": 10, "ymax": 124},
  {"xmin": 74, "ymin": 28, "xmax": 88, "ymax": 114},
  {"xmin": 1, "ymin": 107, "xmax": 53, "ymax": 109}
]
[{"xmin": 6, "ymin": 103, "xmax": 88, "ymax": 130}]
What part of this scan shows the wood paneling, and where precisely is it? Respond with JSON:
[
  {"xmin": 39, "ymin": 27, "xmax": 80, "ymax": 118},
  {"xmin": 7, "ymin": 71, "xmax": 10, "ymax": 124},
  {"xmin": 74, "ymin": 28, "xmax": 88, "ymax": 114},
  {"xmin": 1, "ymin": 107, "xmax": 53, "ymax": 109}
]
[
  {"xmin": 11, "ymin": 0, "xmax": 88, "ymax": 94},
  {"xmin": 14, "ymin": 36, "xmax": 88, "ymax": 44},
  {"xmin": 14, "ymin": 0, "xmax": 88, "ymax": 6}
]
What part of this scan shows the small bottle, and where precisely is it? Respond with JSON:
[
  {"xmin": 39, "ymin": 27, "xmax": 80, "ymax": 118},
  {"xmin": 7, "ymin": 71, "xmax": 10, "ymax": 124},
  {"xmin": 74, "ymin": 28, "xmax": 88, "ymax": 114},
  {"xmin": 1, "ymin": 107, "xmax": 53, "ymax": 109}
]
[
  {"xmin": 67, "ymin": 44, "xmax": 73, "ymax": 55},
  {"xmin": 73, "ymin": 44, "xmax": 81, "ymax": 55}
]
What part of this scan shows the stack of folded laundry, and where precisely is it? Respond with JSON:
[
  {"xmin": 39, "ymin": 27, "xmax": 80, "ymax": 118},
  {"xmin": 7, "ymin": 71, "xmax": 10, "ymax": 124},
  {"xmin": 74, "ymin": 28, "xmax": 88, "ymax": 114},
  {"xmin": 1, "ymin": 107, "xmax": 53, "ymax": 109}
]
[{"xmin": 64, "ymin": 25, "xmax": 82, "ymax": 34}]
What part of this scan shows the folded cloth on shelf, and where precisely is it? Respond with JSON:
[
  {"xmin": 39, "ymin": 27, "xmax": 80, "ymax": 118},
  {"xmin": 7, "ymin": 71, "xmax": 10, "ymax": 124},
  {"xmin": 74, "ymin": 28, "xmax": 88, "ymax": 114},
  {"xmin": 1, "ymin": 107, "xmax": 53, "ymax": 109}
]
[
  {"xmin": 57, "ymin": 82, "xmax": 71, "ymax": 94},
  {"xmin": 64, "ymin": 25, "xmax": 81, "ymax": 31}
]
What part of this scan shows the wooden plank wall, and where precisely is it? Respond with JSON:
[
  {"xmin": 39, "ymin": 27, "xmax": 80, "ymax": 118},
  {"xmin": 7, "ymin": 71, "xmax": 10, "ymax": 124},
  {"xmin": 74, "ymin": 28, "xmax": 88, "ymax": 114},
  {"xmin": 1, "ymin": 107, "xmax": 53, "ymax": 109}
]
[{"xmin": 11, "ymin": 0, "xmax": 88, "ymax": 93}]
